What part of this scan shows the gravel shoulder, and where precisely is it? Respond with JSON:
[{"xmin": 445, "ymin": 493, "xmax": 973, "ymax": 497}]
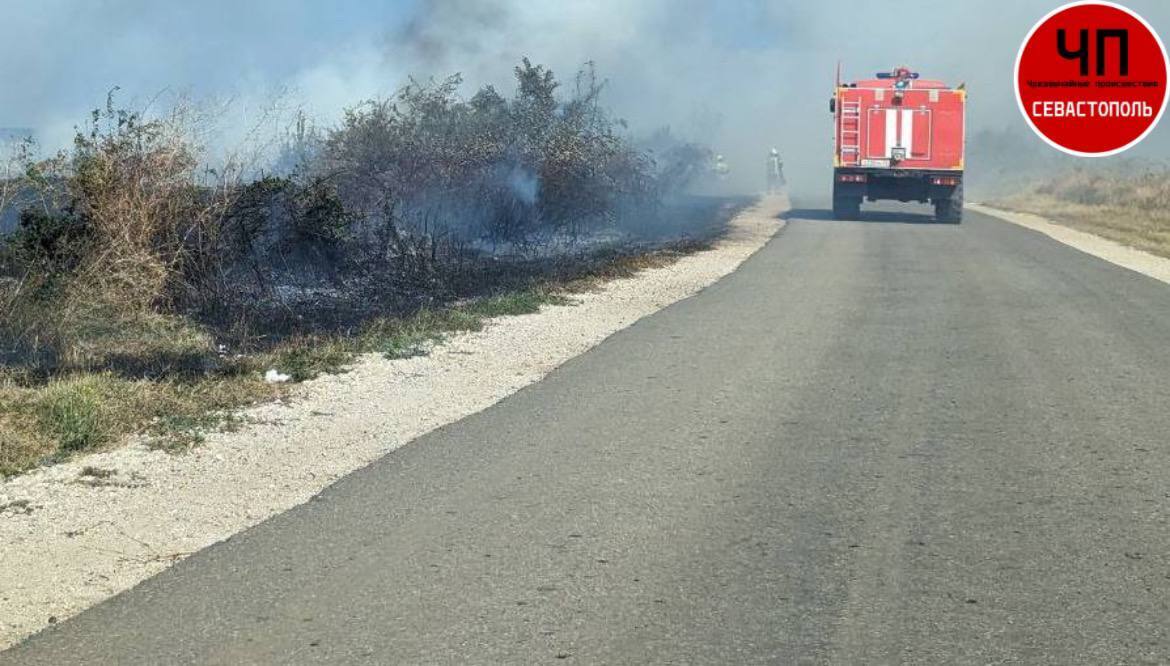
[
  {"xmin": 0, "ymin": 195, "xmax": 787, "ymax": 650},
  {"xmin": 969, "ymin": 202, "xmax": 1170, "ymax": 285}
]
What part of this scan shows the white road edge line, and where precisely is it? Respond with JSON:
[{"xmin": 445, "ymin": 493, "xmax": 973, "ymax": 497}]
[{"xmin": 968, "ymin": 203, "xmax": 1170, "ymax": 286}]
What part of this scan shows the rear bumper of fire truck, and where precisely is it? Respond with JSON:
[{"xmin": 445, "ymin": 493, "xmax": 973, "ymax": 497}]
[{"xmin": 833, "ymin": 167, "xmax": 962, "ymax": 203}]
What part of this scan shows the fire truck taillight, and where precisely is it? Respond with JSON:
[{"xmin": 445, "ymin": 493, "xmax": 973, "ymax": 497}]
[
  {"xmin": 837, "ymin": 174, "xmax": 867, "ymax": 183},
  {"xmin": 930, "ymin": 176, "xmax": 960, "ymax": 186}
]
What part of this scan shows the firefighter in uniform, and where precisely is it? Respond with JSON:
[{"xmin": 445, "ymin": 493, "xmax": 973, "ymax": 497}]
[
  {"xmin": 766, "ymin": 148, "xmax": 785, "ymax": 193},
  {"xmin": 712, "ymin": 154, "xmax": 730, "ymax": 180}
]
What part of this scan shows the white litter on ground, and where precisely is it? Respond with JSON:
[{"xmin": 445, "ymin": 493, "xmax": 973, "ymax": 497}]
[{"xmin": 264, "ymin": 368, "xmax": 292, "ymax": 383}]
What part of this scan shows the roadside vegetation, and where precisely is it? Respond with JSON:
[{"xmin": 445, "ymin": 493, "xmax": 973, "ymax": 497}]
[
  {"xmin": 0, "ymin": 60, "xmax": 726, "ymax": 476},
  {"xmin": 987, "ymin": 163, "xmax": 1170, "ymax": 258}
]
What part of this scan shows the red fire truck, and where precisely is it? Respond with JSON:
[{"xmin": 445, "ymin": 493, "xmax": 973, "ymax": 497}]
[{"xmin": 830, "ymin": 66, "xmax": 966, "ymax": 222}]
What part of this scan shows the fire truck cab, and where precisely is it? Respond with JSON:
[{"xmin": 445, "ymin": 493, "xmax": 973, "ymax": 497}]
[{"xmin": 831, "ymin": 66, "xmax": 966, "ymax": 223}]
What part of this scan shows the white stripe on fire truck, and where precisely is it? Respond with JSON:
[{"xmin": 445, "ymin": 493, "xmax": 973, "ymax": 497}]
[
  {"xmin": 901, "ymin": 109, "xmax": 914, "ymax": 157},
  {"xmin": 884, "ymin": 109, "xmax": 897, "ymax": 158}
]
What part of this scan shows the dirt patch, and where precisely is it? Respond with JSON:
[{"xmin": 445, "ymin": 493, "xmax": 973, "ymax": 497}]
[
  {"xmin": 970, "ymin": 203, "xmax": 1170, "ymax": 285},
  {"xmin": 0, "ymin": 195, "xmax": 787, "ymax": 649}
]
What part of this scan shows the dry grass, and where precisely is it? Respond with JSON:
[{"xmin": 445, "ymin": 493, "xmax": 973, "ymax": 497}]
[
  {"xmin": 556, "ymin": 238, "xmax": 714, "ymax": 292},
  {"xmin": 0, "ymin": 371, "xmax": 279, "ymax": 475},
  {"xmin": 0, "ymin": 239, "xmax": 709, "ymax": 477},
  {"xmin": 991, "ymin": 169, "xmax": 1170, "ymax": 258}
]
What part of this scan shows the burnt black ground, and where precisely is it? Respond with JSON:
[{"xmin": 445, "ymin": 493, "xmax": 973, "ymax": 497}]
[{"xmin": 5, "ymin": 203, "xmax": 1170, "ymax": 664}]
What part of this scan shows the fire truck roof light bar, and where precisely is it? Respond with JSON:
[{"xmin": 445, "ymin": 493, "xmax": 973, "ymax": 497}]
[{"xmin": 876, "ymin": 71, "xmax": 920, "ymax": 80}]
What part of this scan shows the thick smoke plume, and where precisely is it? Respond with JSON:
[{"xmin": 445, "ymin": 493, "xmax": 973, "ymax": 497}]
[{"xmin": 1, "ymin": 1, "xmax": 1169, "ymax": 197}]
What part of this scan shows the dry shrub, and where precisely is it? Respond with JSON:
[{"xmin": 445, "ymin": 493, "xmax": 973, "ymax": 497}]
[
  {"xmin": 64, "ymin": 100, "xmax": 239, "ymax": 310},
  {"xmin": 1, "ymin": 96, "xmax": 242, "ymax": 373}
]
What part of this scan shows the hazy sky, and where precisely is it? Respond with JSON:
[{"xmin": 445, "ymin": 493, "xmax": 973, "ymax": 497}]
[{"xmin": 2, "ymin": 0, "xmax": 1168, "ymax": 192}]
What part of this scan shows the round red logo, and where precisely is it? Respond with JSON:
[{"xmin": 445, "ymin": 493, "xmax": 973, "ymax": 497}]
[{"xmin": 1015, "ymin": 1, "xmax": 1169, "ymax": 156}]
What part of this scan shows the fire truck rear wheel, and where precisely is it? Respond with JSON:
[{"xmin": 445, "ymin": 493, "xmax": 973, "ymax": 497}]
[
  {"xmin": 934, "ymin": 184, "xmax": 963, "ymax": 224},
  {"xmin": 832, "ymin": 196, "xmax": 861, "ymax": 220}
]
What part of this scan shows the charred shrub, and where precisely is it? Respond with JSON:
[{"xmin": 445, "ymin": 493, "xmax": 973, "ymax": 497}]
[
  {"xmin": 2, "ymin": 60, "xmax": 715, "ymax": 364},
  {"xmin": 316, "ymin": 59, "xmax": 676, "ymax": 251},
  {"xmin": 9, "ymin": 206, "xmax": 92, "ymax": 285},
  {"xmin": 282, "ymin": 178, "xmax": 357, "ymax": 276}
]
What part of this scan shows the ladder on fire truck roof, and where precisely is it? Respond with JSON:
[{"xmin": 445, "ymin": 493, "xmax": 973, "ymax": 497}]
[{"xmin": 839, "ymin": 100, "xmax": 861, "ymax": 166}]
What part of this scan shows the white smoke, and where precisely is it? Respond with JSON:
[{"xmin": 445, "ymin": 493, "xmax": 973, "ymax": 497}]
[{"xmin": 2, "ymin": 0, "xmax": 1169, "ymax": 196}]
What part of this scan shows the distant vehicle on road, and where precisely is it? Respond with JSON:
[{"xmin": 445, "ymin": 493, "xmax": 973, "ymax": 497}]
[{"xmin": 830, "ymin": 65, "xmax": 966, "ymax": 222}]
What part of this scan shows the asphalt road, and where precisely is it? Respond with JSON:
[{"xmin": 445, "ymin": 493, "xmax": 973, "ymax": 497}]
[{"xmin": 6, "ymin": 204, "xmax": 1170, "ymax": 664}]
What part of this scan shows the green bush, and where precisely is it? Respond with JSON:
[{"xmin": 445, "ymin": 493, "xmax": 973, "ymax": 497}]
[{"xmin": 36, "ymin": 376, "xmax": 115, "ymax": 452}]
